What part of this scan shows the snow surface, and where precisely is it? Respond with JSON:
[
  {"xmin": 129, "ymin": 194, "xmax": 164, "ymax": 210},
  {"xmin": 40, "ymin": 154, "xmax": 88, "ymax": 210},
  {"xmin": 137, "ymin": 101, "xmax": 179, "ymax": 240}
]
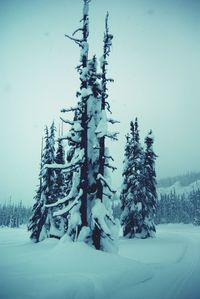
[{"xmin": 0, "ymin": 224, "xmax": 200, "ymax": 299}]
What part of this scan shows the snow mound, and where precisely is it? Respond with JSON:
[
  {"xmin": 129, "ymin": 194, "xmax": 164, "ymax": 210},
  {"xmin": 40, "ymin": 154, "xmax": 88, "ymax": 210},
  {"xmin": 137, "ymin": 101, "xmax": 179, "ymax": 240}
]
[{"xmin": 0, "ymin": 228, "xmax": 153, "ymax": 299}]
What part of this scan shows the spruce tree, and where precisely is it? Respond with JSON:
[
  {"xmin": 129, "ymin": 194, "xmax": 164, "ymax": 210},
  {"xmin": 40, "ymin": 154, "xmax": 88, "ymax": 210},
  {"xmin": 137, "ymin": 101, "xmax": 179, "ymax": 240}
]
[
  {"xmin": 28, "ymin": 128, "xmax": 50, "ymax": 242},
  {"xmin": 120, "ymin": 118, "xmax": 145, "ymax": 238},
  {"xmin": 143, "ymin": 130, "xmax": 157, "ymax": 237},
  {"xmin": 28, "ymin": 123, "xmax": 57, "ymax": 242},
  {"xmin": 121, "ymin": 120, "xmax": 158, "ymax": 238}
]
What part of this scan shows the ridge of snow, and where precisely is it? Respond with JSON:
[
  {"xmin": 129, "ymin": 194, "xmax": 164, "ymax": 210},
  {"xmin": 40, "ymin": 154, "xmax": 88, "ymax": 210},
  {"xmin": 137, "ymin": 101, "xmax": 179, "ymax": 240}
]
[{"xmin": 158, "ymin": 179, "xmax": 200, "ymax": 196}]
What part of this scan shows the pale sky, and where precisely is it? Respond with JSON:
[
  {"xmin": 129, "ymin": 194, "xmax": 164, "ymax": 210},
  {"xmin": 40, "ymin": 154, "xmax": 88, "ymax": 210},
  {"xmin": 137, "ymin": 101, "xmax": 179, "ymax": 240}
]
[{"xmin": 0, "ymin": 0, "xmax": 200, "ymax": 205}]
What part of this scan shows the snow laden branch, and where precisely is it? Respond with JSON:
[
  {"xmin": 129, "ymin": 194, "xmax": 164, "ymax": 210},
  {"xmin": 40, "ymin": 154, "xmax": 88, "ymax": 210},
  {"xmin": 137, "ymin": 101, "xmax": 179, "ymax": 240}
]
[
  {"xmin": 53, "ymin": 189, "xmax": 83, "ymax": 217},
  {"xmin": 92, "ymin": 199, "xmax": 115, "ymax": 240},
  {"xmin": 43, "ymin": 149, "xmax": 84, "ymax": 172},
  {"xmin": 105, "ymin": 132, "xmax": 119, "ymax": 141},
  {"xmin": 97, "ymin": 174, "xmax": 116, "ymax": 194},
  {"xmin": 60, "ymin": 117, "xmax": 73, "ymax": 125},
  {"xmin": 46, "ymin": 171, "xmax": 81, "ymax": 208},
  {"xmin": 95, "ymin": 111, "xmax": 119, "ymax": 140}
]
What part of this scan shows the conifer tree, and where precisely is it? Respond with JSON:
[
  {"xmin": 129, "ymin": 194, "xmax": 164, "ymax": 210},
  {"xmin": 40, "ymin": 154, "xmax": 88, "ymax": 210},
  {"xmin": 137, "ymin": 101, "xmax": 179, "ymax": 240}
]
[
  {"xmin": 121, "ymin": 124, "xmax": 157, "ymax": 238},
  {"xmin": 0, "ymin": 201, "xmax": 31, "ymax": 227},
  {"xmin": 28, "ymin": 123, "xmax": 57, "ymax": 242},
  {"xmin": 45, "ymin": 0, "xmax": 118, "ymax": 252},
  {"xmin": 120, "ymin": 118, "xmax": 145, "ymax": 238},
  {"xmin": 120, "ymin": 133, "xmax": 131, "ymax": 213},
  {"xmin": 28, "ymin": 128, "xmax": 50, "ymax": 242},
  {"xmin": 143, "ymin": 130, "xmax": 157, "ymax": 237}
]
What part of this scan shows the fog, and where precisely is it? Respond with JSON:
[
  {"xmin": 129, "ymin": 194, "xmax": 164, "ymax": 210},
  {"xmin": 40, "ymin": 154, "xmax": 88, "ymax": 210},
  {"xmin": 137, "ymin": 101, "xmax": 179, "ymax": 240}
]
[{"xmin": 0, "ymin": 0, "xmax": 200, "ymax": 205}]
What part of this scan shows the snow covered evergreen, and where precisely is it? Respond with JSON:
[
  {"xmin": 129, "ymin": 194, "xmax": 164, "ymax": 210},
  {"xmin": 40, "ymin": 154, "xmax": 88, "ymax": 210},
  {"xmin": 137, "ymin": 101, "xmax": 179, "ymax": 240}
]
[
  {"xmin": 121, "ymin": 120, "xmax": 157, "ymax": 238},
  {"xmin": 0, "ymin": 201, "xmax": 31, "ymax": 227},
  {"xmin": 45, "ymin": 0, "xmax": 118, "ymax": 252},
  {"xmin": 156, "ymin": 188, "xmax": 200, "ymax": 225},
  {"xmin": 28, "ymin": 123, "xmax": 58, "ymax": 242},
  {"xmin": 143, "ymin": 130, "xmax": 157, "ymax": 237}
]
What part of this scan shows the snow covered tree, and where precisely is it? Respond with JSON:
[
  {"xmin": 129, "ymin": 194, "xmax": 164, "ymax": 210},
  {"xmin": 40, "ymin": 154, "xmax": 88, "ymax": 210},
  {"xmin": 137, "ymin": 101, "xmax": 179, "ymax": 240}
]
[
  {"xmin": 0, "ymin": 201, "xmax": 31, "ymax": 227},
  {"xmin": 142, "ymin": 130, "xmax": 157, "ymax": 237},
  {"xmin": 120, "ymin": 118, "xmax": 145, "ymax": 238},
  {"xmin": 28, "ymin": 123, "xmax": 57, "ymax": 242},
  {"xmin": 45, "ymin": 0, "xmax": 118, "ymax": 252},
  {"xmin": 190, "ymin": 189, "xmax": 200, "ymax": 225},
  {"xmin": 28, "ymin": 128, "xmax": 50, "ymax": 242},
  {"xmin": 121, "ymin": 121, "xmax": 157, "ymax": 238},
  {"xmin": 120, "ymin": 133, "xmax": 131, "ymax": 213}
]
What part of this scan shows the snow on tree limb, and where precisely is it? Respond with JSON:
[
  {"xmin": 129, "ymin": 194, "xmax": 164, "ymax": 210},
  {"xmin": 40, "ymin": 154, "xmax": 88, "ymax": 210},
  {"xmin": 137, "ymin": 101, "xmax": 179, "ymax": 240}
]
[
  {"xmin": 60, "ymin": 117, "xmax": 74, "ymax": 125},
  {"xmin": 105, "ymin": 132, "xmax": 119, "ymax": 141},
  {"xmin": 53, "ymin": 189, "xmax": 83, "ymax": 216},
  {"xmin": 46, "ymin": 170, "xmax": 81, "ymax": 208},
  {"xmin": 44, "ymin": 149, "xmax": 84, "ymax": 171},
  {"xmin": 97, "ymin": 174, "xmax": 116, "ymax": 194},
  {"xmin": 73, "ymin": 122, "xmax": 84, "ymax": 132},
  {"xmin": 60, "ymin": 136, "xmax": 81, "ymax": 145},
  {"xmin": 92, "ymin": 199, "xmax": 111, "ymax": 236}
]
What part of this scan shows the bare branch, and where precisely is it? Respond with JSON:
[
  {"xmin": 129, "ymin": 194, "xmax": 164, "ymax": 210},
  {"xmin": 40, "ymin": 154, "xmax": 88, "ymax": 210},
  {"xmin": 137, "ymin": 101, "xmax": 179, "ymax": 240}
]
[
  {"xmin": 105, "ymin": 101, "xmax": 112, "ymax": 114},
  {"xmin": 61, "ymin": 107, "xmax": 79, "ymax": 113},
  {"xmin": 104, "ymin": 163, "xmax": 117, "ymax": 172},
  {"xmin": 107, "ymin": 118, "xmax": 120, "ymax": 124},
  {"xmin": 104, "ymin": 155, "xmax": 114, "ymax": 161},
  {"xmin": 103, "ymin": 192, "xmax": 112, "ymax": 199},
  {"xmin": 64, "ymin": 34, "xmax": 82, "ymax": 45},
  {"xmin": 72, "ymin": 28, "xmax": 83, "ymax": 36}
]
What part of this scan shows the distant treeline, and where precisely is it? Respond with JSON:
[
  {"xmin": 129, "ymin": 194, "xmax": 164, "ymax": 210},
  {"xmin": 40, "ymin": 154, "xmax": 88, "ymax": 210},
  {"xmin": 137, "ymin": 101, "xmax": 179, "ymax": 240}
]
[
  {"xmin": 158, "ymin": 172, "xmax": 200, "ymax": 188},
  {"xmin": 113, "ymin": 188, "xmax": 200, "ymax": 226},
  {"xmin": 156, "ymin": 189, "xmax": 200, "ymax": 225},
  {"xmin": 0, "ymin": 201, "xmax": 32, "ymax": 227}
]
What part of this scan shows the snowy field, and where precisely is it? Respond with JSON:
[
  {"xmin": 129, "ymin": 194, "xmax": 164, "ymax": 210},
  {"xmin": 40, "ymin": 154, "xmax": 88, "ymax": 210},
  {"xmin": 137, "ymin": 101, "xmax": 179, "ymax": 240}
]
[{"xmin": 0, "ymin": 225, "xmax": 200, "ymax": 299}]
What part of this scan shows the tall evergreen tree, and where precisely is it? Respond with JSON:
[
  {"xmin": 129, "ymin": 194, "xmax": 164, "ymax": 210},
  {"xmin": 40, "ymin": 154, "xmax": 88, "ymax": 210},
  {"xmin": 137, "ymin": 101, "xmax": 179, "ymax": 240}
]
[
  {"xmin": 120, "ymin": 118, "xmax": 145, "ymax": 238},
  {"xmin": 143, "ymin": 130, "xmax": 157, "ymax": 237},
  {"xmin": 45, "ymin": 0, "xmax": 118, "ymax": 252},
  {"xmin": 28, "ymin": 123, "xmax": 57, "ymax": 242},
  {"xmin": 28, "ymin": 127, "xmax": 50, "ymax": 242}
]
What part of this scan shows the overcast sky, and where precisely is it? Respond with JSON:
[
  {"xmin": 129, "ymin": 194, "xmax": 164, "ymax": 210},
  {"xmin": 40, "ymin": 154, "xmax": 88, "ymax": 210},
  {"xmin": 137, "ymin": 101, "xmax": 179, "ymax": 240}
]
[{"xmin": 0, "ymin": 0, "xmax": 200, "ymax": 205}]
